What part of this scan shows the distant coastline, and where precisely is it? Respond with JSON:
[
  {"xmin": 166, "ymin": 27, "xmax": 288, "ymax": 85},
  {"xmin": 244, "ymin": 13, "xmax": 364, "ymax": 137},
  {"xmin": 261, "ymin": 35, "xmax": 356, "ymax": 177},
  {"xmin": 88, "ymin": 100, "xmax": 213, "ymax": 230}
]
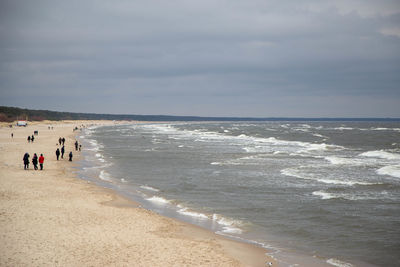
[{"xmin": 1, "ymin": 105, "xmax": 399, "ymax": 122}]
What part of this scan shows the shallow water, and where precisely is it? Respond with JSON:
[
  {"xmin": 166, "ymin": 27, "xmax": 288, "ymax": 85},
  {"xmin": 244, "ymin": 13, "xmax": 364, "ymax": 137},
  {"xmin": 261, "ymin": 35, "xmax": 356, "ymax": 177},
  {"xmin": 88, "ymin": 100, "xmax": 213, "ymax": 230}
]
[{"xmin": 78, "ymin": 121, "xmax": 400, "ymax": 266}]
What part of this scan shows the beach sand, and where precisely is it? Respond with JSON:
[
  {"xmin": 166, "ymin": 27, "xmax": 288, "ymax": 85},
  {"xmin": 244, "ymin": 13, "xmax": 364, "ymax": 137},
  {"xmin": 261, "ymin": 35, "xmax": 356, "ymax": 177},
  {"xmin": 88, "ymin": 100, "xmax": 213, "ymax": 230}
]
[{"xmin": 0, "ymin": 121, "xmax": 275, "ymax": 266}]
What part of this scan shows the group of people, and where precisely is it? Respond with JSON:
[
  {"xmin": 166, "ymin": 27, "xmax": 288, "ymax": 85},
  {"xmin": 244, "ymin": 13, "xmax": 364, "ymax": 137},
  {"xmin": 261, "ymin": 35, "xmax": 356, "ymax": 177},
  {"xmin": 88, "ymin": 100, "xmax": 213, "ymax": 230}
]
[
  {"xmin": 23, "ymin": 131, "xmax": 44, "ymax": 170},
  {"xmin": 58, "ymin": 137, "xmax": 66, "ymax": 146},
  {"xmin": 55, "ymin": 146, "xmax": 73, "ymax": 161},
  {"xmin": 23, "ymin": 152, "xmax": 44, "ymax": 170},
  {"xmin": 27, "ymin": 134, "xmax": 35, "ymax": 143},
  {"xmin": 22, "ymin": 129, "xmax": 82, "ymax": 170},
  {"xmin": 75, "ymin": 140, "xmax": 81, "ymax": 151}
]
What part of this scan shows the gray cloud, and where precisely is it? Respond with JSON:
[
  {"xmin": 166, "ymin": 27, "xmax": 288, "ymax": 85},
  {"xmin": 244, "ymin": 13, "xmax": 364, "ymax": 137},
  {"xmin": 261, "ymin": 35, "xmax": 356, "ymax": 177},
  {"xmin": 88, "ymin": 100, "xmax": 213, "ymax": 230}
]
[{"xmin": 1, "ymin": 0, "xmax": 399, "ymax": 117}]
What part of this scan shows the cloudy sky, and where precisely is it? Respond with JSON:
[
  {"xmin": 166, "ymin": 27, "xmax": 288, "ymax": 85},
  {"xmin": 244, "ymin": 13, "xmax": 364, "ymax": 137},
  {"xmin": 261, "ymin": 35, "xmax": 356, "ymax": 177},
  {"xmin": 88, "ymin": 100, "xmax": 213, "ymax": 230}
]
[{"xmin": 1, "ymin": 0, "xmax": 399, "ymax": 117}]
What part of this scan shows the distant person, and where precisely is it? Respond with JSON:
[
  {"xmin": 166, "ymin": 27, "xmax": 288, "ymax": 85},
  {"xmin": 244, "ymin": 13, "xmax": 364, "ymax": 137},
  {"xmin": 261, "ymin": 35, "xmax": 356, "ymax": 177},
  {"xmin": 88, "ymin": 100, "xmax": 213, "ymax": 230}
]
[
  {"xmin": 39, "ymin": 154, "xmax": 44, "ymax": 170},
  {"xmin": 62, "ymin": 138, "xmax": 65, "ymax": 145},
  {"xmin": 31, "ymin": 135, "xmax": 35, "ymax": 143},
  {"xmin": 11, "ymin": 133, "xmax": 13, "ymax": 138},
  {"xmin": 69, "ymin": 151, "xmax": 73, "ymax": 161},
  {"xmin": 56, "ymin": 148, "xmax": 60, "ymax": 160},
  {"xmin": 23, "ymin": 152, "xmax": 30, "ymax": 170},
  {"xmin": 32, "ymin": 153, "xmax": 38, "ymax": 170},
  {"xmin": 79, "ymin": 144, "xmax": 82, "ymax": 151},
  {"xmin": 61, "ymin": 146, "xmax": 65, "ymax": 159},
  {"xmin": 59, "ymin": 137, "xmax": 62, "ymax": 145},
  {"xmin": 27, "ymin": 136, "xmax": 31, "ymax": 143},
  {"xmin": 75, "ymin": 141, "xmax": 78, "ymax": 151}
]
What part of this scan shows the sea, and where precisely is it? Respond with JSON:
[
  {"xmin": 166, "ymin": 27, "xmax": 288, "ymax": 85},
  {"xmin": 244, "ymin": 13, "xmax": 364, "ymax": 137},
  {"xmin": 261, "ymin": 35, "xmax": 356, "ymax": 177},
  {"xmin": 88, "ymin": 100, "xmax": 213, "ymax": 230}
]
[{"xmin": 77, "ymin": 121, "xmax": 400, "ymax": 267}]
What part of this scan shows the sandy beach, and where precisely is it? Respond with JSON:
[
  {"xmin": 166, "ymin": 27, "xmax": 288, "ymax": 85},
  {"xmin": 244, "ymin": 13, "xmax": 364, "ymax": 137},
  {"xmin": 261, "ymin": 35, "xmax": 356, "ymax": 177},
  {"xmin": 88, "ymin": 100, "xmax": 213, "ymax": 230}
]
[{"xmin": 0, "ymin": 121, "xmax": 275, "ymax": 266}]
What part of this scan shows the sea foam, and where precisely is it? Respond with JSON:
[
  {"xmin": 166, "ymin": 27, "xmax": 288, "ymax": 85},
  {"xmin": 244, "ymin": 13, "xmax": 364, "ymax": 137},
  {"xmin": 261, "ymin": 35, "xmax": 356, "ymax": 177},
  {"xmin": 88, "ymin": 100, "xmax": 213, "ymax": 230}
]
[
  {"xmin": 376, "ymin": 165, "xmax": 400, "ymax": 178},
  {"xmin": 146, "ymin": 196, "xmax": 170, "ymax": 204},
  {"xmin": 140, "ymin": 185, "xmax": 160, "ymax": 192},
  {"xmin": 99, "ymin": 170, "xmax": 112, "ymax": 182},
  {"xmin": 360, "ymin": 150, "xmax": 400, "ymax": 160}
]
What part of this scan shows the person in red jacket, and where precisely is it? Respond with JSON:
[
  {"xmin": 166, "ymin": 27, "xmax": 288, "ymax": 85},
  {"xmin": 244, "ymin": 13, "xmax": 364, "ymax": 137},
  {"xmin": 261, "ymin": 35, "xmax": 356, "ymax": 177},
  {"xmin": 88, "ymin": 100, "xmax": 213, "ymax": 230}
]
[{"xmin": 39, "ymin": 154, "xmax": 45, "ymax": 170}]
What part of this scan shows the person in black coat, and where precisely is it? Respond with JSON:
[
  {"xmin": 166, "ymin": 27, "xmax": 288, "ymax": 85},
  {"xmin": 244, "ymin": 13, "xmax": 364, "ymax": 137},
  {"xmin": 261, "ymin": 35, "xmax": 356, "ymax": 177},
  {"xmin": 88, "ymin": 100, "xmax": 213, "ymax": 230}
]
[
  {"xmin": 23, "ymin": 152, "xmax": 30, "ymax": 170},
  {"xmin": 32, "ymin": 153, "xmax": 38, "ymax": 170},
  {"xmin": 56, "ymin": 148, "xmax": 60, "ymax": 160},
  {"xmin": 69, "ymin": 151, "xmax": 73, "ymax": 161},
  {"xmin": 61, "ymin": 146, "xmax": 65, "ymax": 159}
]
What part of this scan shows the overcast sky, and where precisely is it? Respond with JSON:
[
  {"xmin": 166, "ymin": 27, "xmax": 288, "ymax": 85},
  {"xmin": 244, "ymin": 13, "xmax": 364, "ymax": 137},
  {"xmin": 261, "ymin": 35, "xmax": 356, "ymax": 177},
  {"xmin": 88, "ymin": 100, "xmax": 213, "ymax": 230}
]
[{"xmin": 1, "ymin": 0, "xmax": 399, "ymax": 117}]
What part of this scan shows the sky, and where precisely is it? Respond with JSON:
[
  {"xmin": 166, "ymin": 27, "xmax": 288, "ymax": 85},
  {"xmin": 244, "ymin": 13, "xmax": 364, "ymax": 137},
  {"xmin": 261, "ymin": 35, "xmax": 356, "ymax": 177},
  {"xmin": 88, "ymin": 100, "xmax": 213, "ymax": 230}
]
[{"xmin": 1, "ymin": 0, "xmax": 399, "ymax": 117}]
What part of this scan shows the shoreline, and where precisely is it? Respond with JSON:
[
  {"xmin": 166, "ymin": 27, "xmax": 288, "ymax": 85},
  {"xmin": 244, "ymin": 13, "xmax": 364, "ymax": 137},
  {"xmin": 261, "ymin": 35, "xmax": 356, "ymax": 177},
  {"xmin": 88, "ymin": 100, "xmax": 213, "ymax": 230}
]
[{"xmin": 0, "ymin": 120, "xmax": 275, "ymax": 266}]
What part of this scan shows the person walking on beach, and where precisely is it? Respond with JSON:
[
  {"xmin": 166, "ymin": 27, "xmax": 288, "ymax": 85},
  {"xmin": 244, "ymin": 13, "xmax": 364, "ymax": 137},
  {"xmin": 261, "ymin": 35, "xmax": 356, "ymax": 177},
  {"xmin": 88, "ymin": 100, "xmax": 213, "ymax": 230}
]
[
  {"xmin": 75, "ymin": 141, "xmax": 79, "ymax": 151},
  {"xmin": 32, "ymin": 153, "xmax": 38, "ymax": 170},
  {"xmin": 61, "ymin": 146, "xmax": 65, "ymax": 159},
  {"xmin": 69, "ymin": 151, "xmax": 73, "ymax": 161},
  {"xmin": 23, "ymin": 153, "xmax": 30, "ymax": 170},
  {"xmin": 39, "ymin": 154, "xmax": 44, "ymax": 170},
  {"xmin": 11, "ymin": 133, "xmax": 13, "ymax": 138},
  {"xmin": 27, "ymin": 136, "xmax": 31, "ymax": 143},
  {"xmin": 62, "ymin": 138, "xmax": 65, "ymax": 145},
  {"xmin": 79, "ymin": 144, "xmax": 81, "ymax": 151},
  {"xmin": 59, "ymin": 137, "xmax": 62, "ymax": 145},
  {"xmin": 31, "ymin": 135, "xmax": 35, "ymax": 143},
  {"xmin": 56, "ymin": 148, "xmax": 60, "ymax": 160}
]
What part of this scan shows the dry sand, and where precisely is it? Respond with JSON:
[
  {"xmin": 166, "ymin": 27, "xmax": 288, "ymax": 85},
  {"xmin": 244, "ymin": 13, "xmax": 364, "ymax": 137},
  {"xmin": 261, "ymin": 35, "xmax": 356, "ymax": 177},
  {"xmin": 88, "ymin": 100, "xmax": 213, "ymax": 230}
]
[{"xmin": 0, "ymin": 121, "xmax": 276, "ymax": 266}]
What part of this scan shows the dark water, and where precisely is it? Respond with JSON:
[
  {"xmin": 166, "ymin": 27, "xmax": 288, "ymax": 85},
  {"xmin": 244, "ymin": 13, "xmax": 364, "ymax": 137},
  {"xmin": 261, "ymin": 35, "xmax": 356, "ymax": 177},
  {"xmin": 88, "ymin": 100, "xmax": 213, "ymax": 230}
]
[{"xmin": 78, "ymin": 122, "xmax": 400, "ymax": 267}]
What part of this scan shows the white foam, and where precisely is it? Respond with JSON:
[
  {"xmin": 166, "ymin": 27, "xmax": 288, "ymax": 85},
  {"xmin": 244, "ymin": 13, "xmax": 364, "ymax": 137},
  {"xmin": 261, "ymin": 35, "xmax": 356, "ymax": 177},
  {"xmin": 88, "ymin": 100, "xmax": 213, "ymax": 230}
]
[
  {"xmin": 146, "ymin": 196, "xmax": 170, "ymax": 204},
  {"xmin": 317, "ymin": 178, "xmax": 373, "ymax": 186},
  {"xmin": 303, "ymin": 143, "xmax": 344, "ymax": 152},
  {"xmin": 99, "ymin": 170, "xmax": 112, "ymax": 182},
  {"xmin": 312, "ymin": 133, "xmax": 327, "ymax": 138},
  {"xmin": 313, "ymin": 190, "xmax": 388, "ymax": 201},
  {"xmin": 360, "ymin": 150, "xmax": 400, "ymax": 160},
  {"xmin": 281, "ymin": 168, "xmax": 375, "ymax": 186},
  {"xmin": 213, "ymin": 214, "xmax": 243, "ymax": 234},
  {"xmin": 142, "ymin": 124, "xmax": 344, "ymax": 157},
  {"xmin": 140, "ymin": 185, "xmax": 160, "ymax": 192},
  {"xmin": 324, "ymin": 156, "xmax": 361, "ymax": 165},
  {"xmin": 312, "ymin": 191, "xmax": 336, "ymax": 200},
  {"xmin": 177, "ymin": 207, "xmax": 208, "ymax": 219},
  {"xmin": 327, "ymin": 258, "xmax": 354, "ymax": 267},
  {"xmin": 334, "ymin": 127, "xmax": 354, "ymax": 130},
  {"xmin": 376, "ymin": 165, "xmax": 400, "ymax": 178}
]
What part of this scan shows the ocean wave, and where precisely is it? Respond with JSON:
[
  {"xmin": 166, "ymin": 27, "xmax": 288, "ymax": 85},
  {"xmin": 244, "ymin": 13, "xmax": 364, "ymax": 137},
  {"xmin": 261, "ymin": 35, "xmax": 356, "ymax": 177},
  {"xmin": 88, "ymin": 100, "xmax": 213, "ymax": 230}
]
[
  {"xmin": 213, "ymin": 214, "xmax": 243, "ymax": 234},
  {"xmin": 281, "ymin": 168, "xmax": 375, "ymax": 186},
  {"xmin": 177, "ymin": 206, "xmax": 208, "ymax": 220},
  {"xmin": 360, "ymin": 150, "xmax": 400, "ymax": 160},
  {"xmin": 99, "ymin": 170, "xmax": 113, "ymax": 182},
  {"xmin": 312, "ymin": 133, "xmax": 327, "ymax": 139},
  {"xmin": 327, "ymin": 258, "xmax": 354, "ymax": 267},
  {"xmin": 312, "ymin": 190, "xmax": 391, "ymax": 201},
  {"xmin": 334, "ymin": 127, "xmax": 354, "ymax": 130},
  {"xmin": 376, "ymin": 165, "xmax": 400, "ymax": 178},
  {"xmin": 324, "ymin": 156, "xmax": 363, "ymax": 165},
  {"xmin": 146, "ymin": 196, "xmax": 171, "ymax": 204},
  {"xmin": 143, "ymin": 124, "xmax": 344, "ymax": 157},
  {"xmin": 140, "ymin": 185, "xmax": 160, "ymax": 192},
  {"xmin": 299, "ymin": 143, "xmax": 344, "ymax": 153}
]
